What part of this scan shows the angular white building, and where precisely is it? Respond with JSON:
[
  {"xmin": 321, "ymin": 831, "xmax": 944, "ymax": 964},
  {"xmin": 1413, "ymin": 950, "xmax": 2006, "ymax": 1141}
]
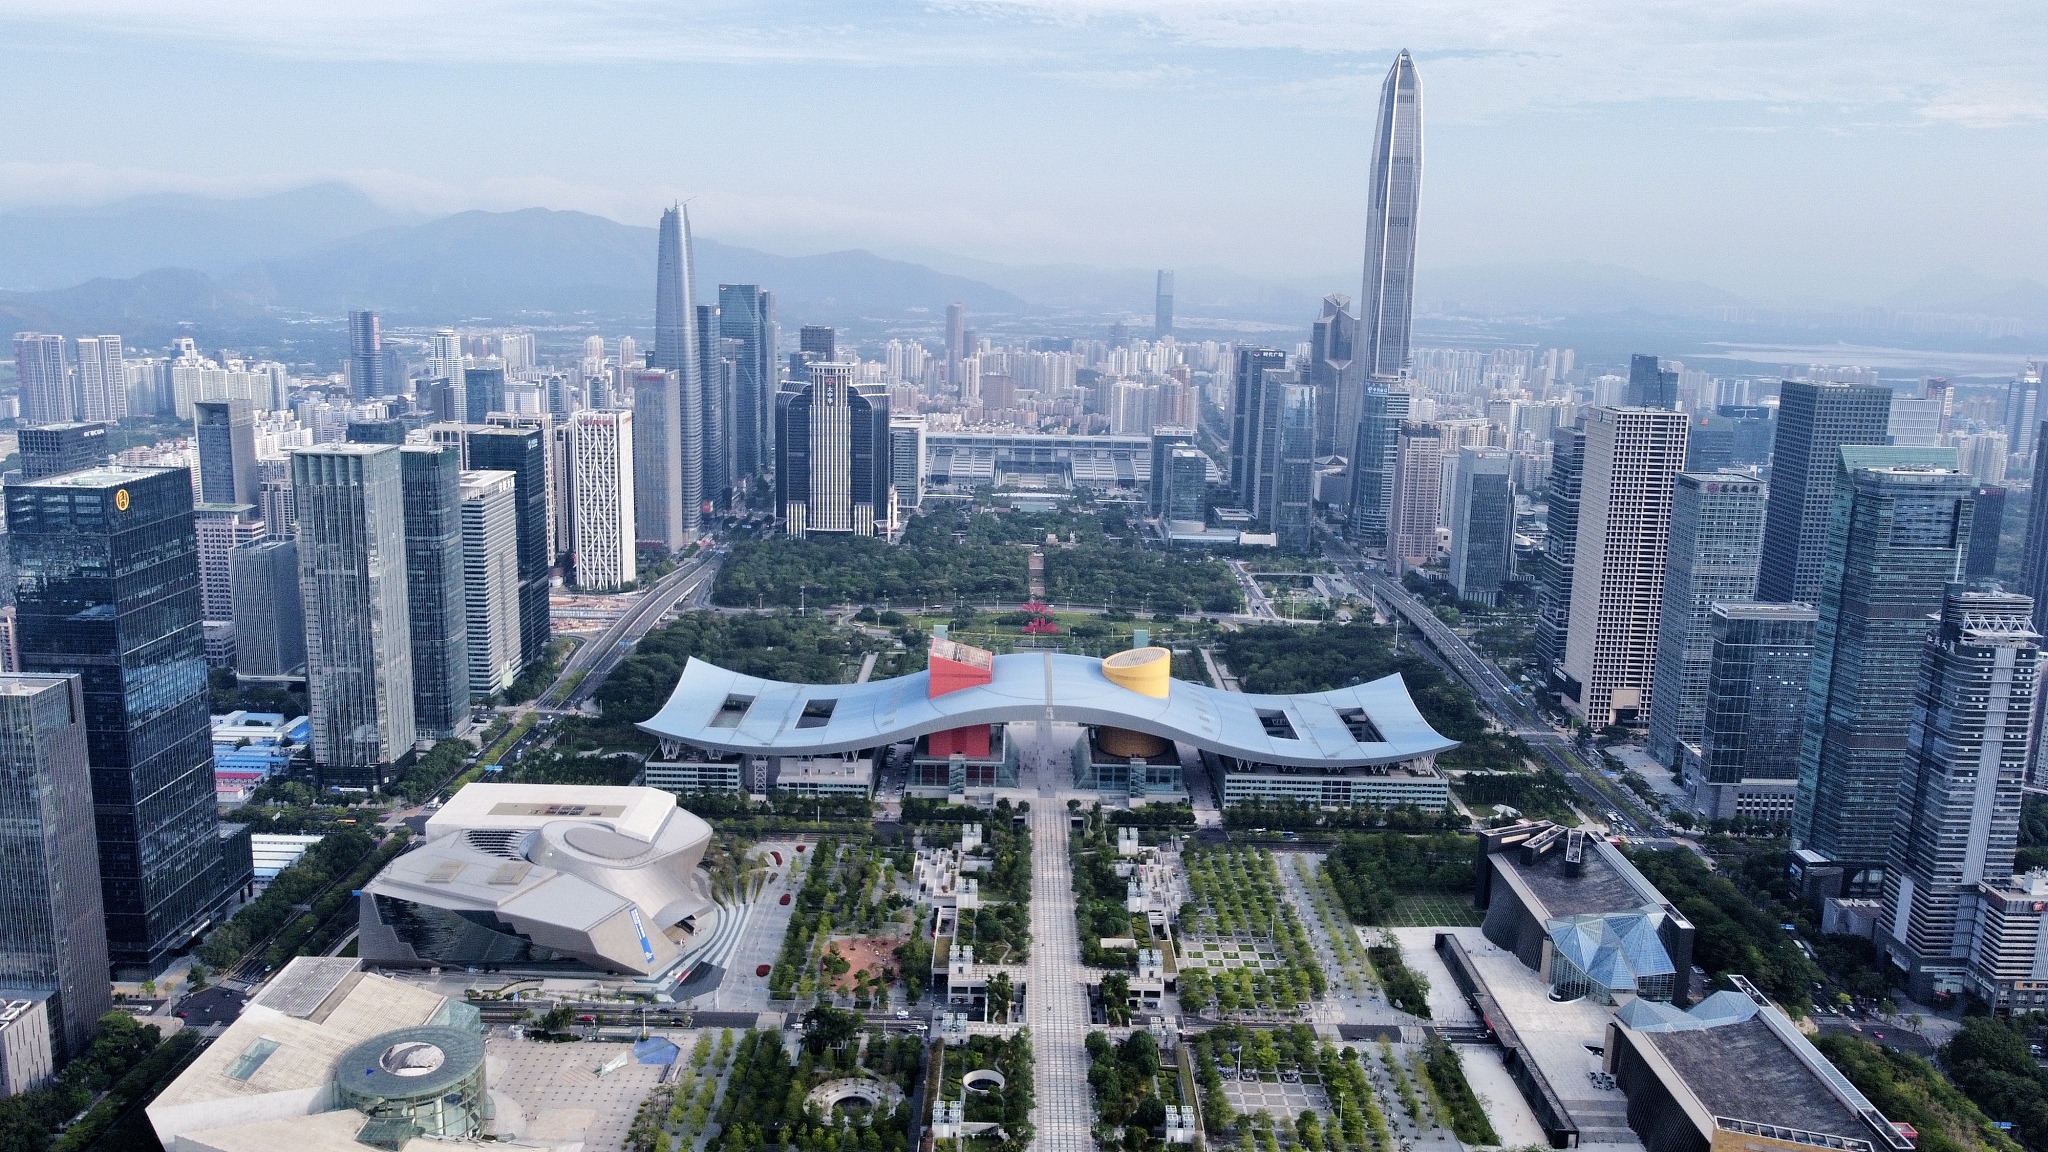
[
  {"xmin": 459, "ymin": 470, "xmax": 521, "ymax": 698},
  {"xmin": 569, "ymin": 409, "xmax": 635, "ymax": 590}
]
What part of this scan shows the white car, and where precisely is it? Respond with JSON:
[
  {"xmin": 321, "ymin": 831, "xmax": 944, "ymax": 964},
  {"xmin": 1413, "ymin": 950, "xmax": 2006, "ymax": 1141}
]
[{"xmin": 895, "ymin": 1010, "xmax": 910, "ymax": 1019}]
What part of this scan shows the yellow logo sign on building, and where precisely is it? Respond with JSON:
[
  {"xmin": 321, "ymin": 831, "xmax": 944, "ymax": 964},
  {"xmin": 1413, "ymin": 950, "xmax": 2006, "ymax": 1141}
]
[{"xmin": 114, "ymin": 488, "xmax": 130, "ymax": 512}]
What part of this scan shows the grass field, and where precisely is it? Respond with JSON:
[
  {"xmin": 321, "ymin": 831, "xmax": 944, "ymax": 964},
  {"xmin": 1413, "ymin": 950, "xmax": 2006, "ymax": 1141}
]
[{"xmin": 1381, "ymin": 893, "xmax": 1485, "ymax": 927}]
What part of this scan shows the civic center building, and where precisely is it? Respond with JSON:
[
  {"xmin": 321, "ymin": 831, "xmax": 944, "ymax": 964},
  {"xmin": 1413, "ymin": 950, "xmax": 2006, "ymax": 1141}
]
[{"xmin": 640, "ymin": 637, "xmax": 1457, "ymax": 811}]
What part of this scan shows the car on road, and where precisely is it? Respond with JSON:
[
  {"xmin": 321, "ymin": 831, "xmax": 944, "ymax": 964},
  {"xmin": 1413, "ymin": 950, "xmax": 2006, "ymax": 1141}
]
[{"xmin": 896, "ymin": 1010, "xmax": 910, "ymax": 1019}]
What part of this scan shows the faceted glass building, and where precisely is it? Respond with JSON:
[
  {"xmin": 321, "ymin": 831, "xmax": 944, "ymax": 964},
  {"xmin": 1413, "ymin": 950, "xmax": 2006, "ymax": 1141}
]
[
  {"xmin": 1794, "ymin": 447, "xmax": 1976, "ymax": 887},
  {"xmin": 6, "ymin": 467, "xmax": 224, "ymax": 975},
  {"xmin": 1646, "ymin": 473, "xmax": 1766, "ymax": 765}
]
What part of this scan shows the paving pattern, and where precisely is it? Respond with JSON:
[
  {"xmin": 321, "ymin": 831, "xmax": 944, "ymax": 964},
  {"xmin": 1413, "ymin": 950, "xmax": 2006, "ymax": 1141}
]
[{"xmin": 1028, "ymin": 774, "xmax": 1093, "ymax": 1152}]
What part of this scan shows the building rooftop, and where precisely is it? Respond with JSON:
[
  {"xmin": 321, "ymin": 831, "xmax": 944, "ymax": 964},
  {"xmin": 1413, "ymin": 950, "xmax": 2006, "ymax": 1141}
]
[
  {"xmin": 1491, "ymin": 826, "xmax": 1665, "ymax": 920},
  {"xmin": 1649, "ymin": 1018, "xmax": 1862, "ymax": 1137},
  {"xmin": 16, "ymin": 465, "xmax": 176, "ymax": 488}
]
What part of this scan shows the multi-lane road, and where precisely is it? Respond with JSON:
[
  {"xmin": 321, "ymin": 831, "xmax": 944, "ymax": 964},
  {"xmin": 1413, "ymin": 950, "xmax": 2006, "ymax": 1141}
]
[{"xmin": 541, "ymin": 550, "xmax": 723, "ymax": 710}]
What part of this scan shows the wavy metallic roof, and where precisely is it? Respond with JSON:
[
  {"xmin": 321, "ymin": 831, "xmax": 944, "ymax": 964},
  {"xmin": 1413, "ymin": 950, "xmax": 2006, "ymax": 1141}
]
[{"xmin": 638, "ymin": 651, "xmax": 1457, "ymax": 768}]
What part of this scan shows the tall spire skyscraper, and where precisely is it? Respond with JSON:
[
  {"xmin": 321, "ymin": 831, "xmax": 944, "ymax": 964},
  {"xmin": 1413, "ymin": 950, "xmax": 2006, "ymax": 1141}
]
[
  {"xmin": 1358, "ymin": 50, "xmax": 1422, "ymax": 382},
  {"xmin": 651, "ymin": 205, "xmax": 702, "ymax": 543}
]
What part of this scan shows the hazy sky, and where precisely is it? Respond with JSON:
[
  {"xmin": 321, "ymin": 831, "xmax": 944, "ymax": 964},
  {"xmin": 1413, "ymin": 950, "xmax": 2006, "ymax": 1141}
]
[{"xmin": 1, "ymin": 1, "xmax": 2043, "ymax": 302}]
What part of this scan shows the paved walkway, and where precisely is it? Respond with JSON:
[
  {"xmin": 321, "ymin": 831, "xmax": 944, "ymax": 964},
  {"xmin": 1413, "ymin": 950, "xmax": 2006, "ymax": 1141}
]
[{"xmin": 1029, "ymin": 769, "xmax": 1093, "ymax": 1152}]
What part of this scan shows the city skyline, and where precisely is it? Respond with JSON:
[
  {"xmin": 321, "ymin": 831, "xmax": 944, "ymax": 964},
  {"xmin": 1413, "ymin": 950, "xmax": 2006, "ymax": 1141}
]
[{"xmin": 0, "ymin": 7, "xmax": 2042, "ymax": 302}]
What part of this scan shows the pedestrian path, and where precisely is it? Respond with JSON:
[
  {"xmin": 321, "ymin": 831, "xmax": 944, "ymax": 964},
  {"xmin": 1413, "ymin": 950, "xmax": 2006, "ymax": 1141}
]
[{"xmin": 1027, "ymin": 799, "xmax": 1092, "ymax": 1152}]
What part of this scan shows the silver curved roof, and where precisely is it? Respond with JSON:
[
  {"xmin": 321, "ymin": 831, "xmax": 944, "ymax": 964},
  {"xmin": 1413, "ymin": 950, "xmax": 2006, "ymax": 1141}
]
[{"xmin": 638, "ymin": 652, "xmax": 1457, "ymax": 768}]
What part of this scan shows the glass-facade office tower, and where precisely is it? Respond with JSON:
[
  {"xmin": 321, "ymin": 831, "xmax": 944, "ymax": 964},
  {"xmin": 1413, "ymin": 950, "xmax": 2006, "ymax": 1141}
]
[
  {"xmin": 459, "ymin": 471, "xmax": 522, "ymax": 698},
  {"xmin": 1534, "ymin": 424, "xmax": 1586, "ymax": 675},
  {"xmin": 1646, "ymin": 473, "xmax": 1766, "ymax": 765},
  {"xmin": 1793, "ymin": 447, "xmax": 1976, "ymax": 890},
  {"xmin": 1347, "ymin": 384, "xmax": 1409, "ymax": 544},
  {"xmin": 1693, "ymin": 603, "xmax": 1815, "ymax": 824},
  {"xmin": 347, "ymin": 310, "xmax": 386, "ymax": 399},
  {"xmin": 463, "ymin": 367, "xmax": 506, "ymax": 425},
  {"xmin": 6, "ymin": 467, "xmax": 224, "ymax": 975},
  {"xmin": 1625, "ymin": 354, "xmax": 1677, "ymax": 410},
  {"xmin": 1967, "ymin": 486, "xmax": 2006, "ymax": 579},
  {"xmin": 465, "ymin": 428, "xmax": 551, "ymax": 668},
  {"xmin": 650, "ymin": 206, "xmax": 702, "ymax": 542},
  {"xmin": 1229, "ymin": 347, "xmax": 1288, "ymax": 509},
  {"xmin": 1883, "ymin": 588, "xmax": 2038, "ymax": 1000},
  {"xmin": 1164, "ymin": 446, "xmax": 1209, "ymax": 526},
  {"xmin": 1148, "ymin": 429, "xmax": 1195, "ymax": 518},
  {"xmin": 1264, "ymin": 379, "xmax": 1316, "ymax": 554},
  {"xmin": 1357, "ymin": 50, "xmax": 1422, "ymax": 381},
  {"xmin": 0, "ymin": 673, "xmax": 112, "ymax": 1060},
  {"xmin": 1155, "ymin": 270, "xmax": 1174, "ymax": 339},
  {"xmin": 228, "ymin": 539, "xmax": 305, "ymax": 677},
  {"xmin": 1562, "ymin": 407, "xmax": 1691, "ymax": 730},
  {"xmin": 776, "ymin": 367, "xmax": 892, "ymax": 539},
  {"xmin": 399, "ymin": 445, "xmax": 468, "ymax": 738},
  {"xmin": 1448, "ymin": 447, "xmax": 1514, "ymax": 607},
  {"xmin": 194, "ymin": 399, "xmax": 259, "ymax": 506},
  {"xmin": 295, "ymin": 445, "xmax": 415, "ymax": 791},
  {"xmin": 1308, "ymin": 294, "xmax": 1357, "ymax": 461},
  {"xmin": 720, "ymin": 285, "xmax": 775, "ymax": 486},
  {"xmin": 696, "ymin": 303, "xmax": 728, "ymax": 513},
  {"xmin": 17, "ymin": 423, "xmax": 110, "ymax": 480},
  {"xmin": 888, "ymin": 417, "xmax": 926, "ymax": 512},
  {"xmin": 1757, "ymin": 380, "xmax": 1893, "ymax": 605},
  {"xmin": 2005, "ymin": 364, "xmax": 2041, "ymax": 465}
]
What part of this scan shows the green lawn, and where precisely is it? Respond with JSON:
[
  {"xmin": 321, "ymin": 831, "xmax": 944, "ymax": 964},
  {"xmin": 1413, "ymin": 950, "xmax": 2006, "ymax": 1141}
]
[{"xmin": 1381, "ymin": 893, "xmax": 1484, "ymax": 927}]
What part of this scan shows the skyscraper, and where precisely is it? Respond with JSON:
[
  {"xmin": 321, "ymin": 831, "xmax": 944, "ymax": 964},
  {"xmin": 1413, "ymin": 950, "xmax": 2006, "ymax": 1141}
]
[
  {"xmin": 347, "ymin": 310, "xmax": 386, "ymax": 399},
  {"xmin": 1692, "ymin": 602, "xmax": 1815, "ymax": 824},
  {"xmin": 1625, "ymin": 354, "xmax": 1677, "ymax": 410},
  {"xmin": 1358, "ymin": 50, "xmax": 1422, "ymax": 382},
  {"xmin": 1389, "ymin": 423, "xmax": 1443, "ymax": 573},
  {"xmin": 426, "ymin": 328, "xmax": 466, "ymax": 419},
  {"xmin": 1562, "ymin": 407, "xmax": 1690, "ymax": 729},
  {"xmin": 1757, "ymin": 380, "xmax": 1893, "ymax": 605},
  {"xmin": 459, "ymin": 471, "xmax": 522, "ymax": 698},
  {"xmin": 7, "ymin": 466, "xmax": 224, "ymax": 974},
  {"xmin": 1535, "ymin": 423, "xmax": 1586, "ymax": 675},
  {"xmin": 890, "ymin": 416, "xmax": 926, "ymax": 513},
  {"xmin": 466, "ymin": 428, "xmax": 552, "ymax": 668},
  {"xmin": 1264, "ymin": 377, "xmax": 1316, "ymax": 554},
  {"xmin": 1229, "ymin": 347, "xmax": 1288, "ymax": 508},
  {"xmin": 800, "ymin": 326, "xmax": 836, "ymax": 363},
  {"xmin": 17, "ymin": 423, "xmax": 109, "ymax": 480},
  {"xmin": 13, "ymin": 333, "xmax": 71, "ymax": 425},
  {"xmin": 398, "ymin": 445, "xmax": 468, "ymax": 740},
  {"xmin": 1883, "ymin": 587, "xmax": 2038, "ymax": 1000},
  {"xmin": 228, "ymin": 540, "xmax": 305, "ymax": 677},
  {"xmin": 1347, "ymin": 384, "xmax": 1409, "ymax": 544},
  {"xmin": 0, "ymin": 673, "xmax": 111, "ymax": 1060},
  {"xmin": 294, "ymin": 444, "xmax": 415, "ymax": 791},
  {"xmin": 945, "ymin": 302, "xmax": 966, "ymax": 395},
  {"xmin": 1793, "ymin": 447, "xmax": 1975, "ymax": 890},
  {"xmin": 1646, "ymin": 473, "xmax": 1767, "ymax": 765},
  {"xmin": 195, "ymin": 399, "xmax": 259, "ymax": 506},
  {"xmin": 1967, "ymin": 486, "xmax": 2006, "ymax": 580},
  {"xmin": 633, "ymin": 368, "xmax": 676, "ymax": 549},
  {"xmin": 1309, "ymin": 294, "xmax": 1357, "ymax": 460},
  {"xmin": 2005, "ymin": 363, "xmax": 2042, "ymax": 468},
  {"xmin": 569, "ymin": 409, "xmax": 635, "ymax": 591},
  {"xmin": 1155, "ymin": 271, "xmax": 1174, "ymax": 339},
  {"xmin": 651, "ymin": 206, "xmax": 702, "ymax": 542},
  {"xmin": 1447, "ymin": 447, "xmax": 1514, "ymax": 607},
  {"xmin": 73, "ymin": 335, "xmax": 125, "ymax": 423},
  {"xmin": 696, "ymin": 303, "xmax": 728, "ymax": 513},
  {"xmin": 719, "ymin": 284, "xmax": 775, "ymax": 486},
  {"xmin": 776, "ymin": 365, "xmax": 892, "ymax": 538},
  {"xmin": 463, "ymin": 366, "xmax": 506, "ymax": 425}
]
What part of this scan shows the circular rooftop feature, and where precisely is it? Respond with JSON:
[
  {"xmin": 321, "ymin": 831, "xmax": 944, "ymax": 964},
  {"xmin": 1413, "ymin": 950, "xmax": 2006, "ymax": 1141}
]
[
  {"xmin": 336, "ymin": 1026, "xmax": 485, "ymax": 1102},
  {"xmin": 562, "ymin": 824, "xmax": 653, "ymax": 860},
  {"xmin": 963, "ymin": 1069, "xmax": 1007, "ymax": 1093},
  {"xmin": 379, "ymin": 1040, "xmax": 447, "ymax": 1077},
  {"xmin": 1101, "ymin": 647, "xmax": 1171, "ymax": 698}
]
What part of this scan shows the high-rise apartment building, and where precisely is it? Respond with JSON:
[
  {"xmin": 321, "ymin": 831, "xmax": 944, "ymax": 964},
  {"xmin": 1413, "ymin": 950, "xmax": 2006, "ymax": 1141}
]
[
  {"xmin": 1757, "ymin": 380, "xmax": 1893, "ymax": 605},
  {"xmin": 294, "ymin": 444, "xmax": 415, "ymax": 791},
  {"xmin": 347, "ymin": 310, "xmax": 386, "ymax": 399},
  {"xmin": 1358, "ymin": 51, "xmax": 1422, "ymax": 381},
  {"xmin": 1447, "ymin": 447, "xmax": 1513, "ymax": 606},
  {"xmin": 13, "ymin": 333, "xmax": 71, "ymax": 425},
  {"xmin": 1154, "ymin": 271, "xmax": 1174, "ymax": 339},
  {"xmin": 0, "ymin": 673, "xmax": 111, "ymax": 1060},
  {"xmin": 1625, "ymin": 354, "xmax": 1677, "ymax": 409},
  {"xmin": 426, "ymin": 328, "xmax": 465, "ymax": 420},
  {"xmin": 17, "ymin": 423, "xmax": 110, "ymax": 480},
  {"xmin": 1646, "ymin": 473, "xmax": 1766, "ymax": 765},
  {"xmin": 1883, "ymin": 588, "xmax": 2038, "ymax": 1000},
  {"xmin": 1561, "ymin": 407, "xmax": 1690, "ymax": 729},
  {"xmin": 466, "ymin": 428, "xmax": 552, "ymax": 668},
  {"xmin": 459, "ymin": 471, "xmax": 522, "ymax": 698},
  {"xmin": 195, "ymin": 399, "xmax": 259, "ymax": 506},
  {"xmin": 1793, "ymin": 447, "xmax": 1975, "ymax": 890},
  {"xmin": 1347, "ymin": 384, "xmax": 1409, "ymax": 544},
  {"xmin": 1691, "ymin": 603, "xmax": 1815, "ymax": 824},
  {"xmin": 1389, "ymin": 423, "xmax": 1443, "ymax": 573},
  {"xmin": 74, "ymin": 335, "xmax": 125, "ymax": 423},
  {"xmin": 7, "ymin": 466, "xmax": 225, "ymax": 974},
  {"xmin": 776, "ymin": 365, "xmax": 892, "ymax": 538},
  {"xmin": 569, "ymin": 410, "xmax": 635, "ymax": 591},
  {"xmin": 719, "ymin": 285, "xmax": 775, "ymax": 486},
  {"xmin": 228, "ymin": 540, "xmax": 305, "ymax": 677},
  {"xmin": 651, "ymin": 206, "xmax": 703, "ymax": 543},
  {"xmin": 398, "ymin": 445, "xmax": 468, "ymax": 739},
  {"xmin": 1229, "ymin": 347, "xmax": 1288, "ymax": 508}
]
